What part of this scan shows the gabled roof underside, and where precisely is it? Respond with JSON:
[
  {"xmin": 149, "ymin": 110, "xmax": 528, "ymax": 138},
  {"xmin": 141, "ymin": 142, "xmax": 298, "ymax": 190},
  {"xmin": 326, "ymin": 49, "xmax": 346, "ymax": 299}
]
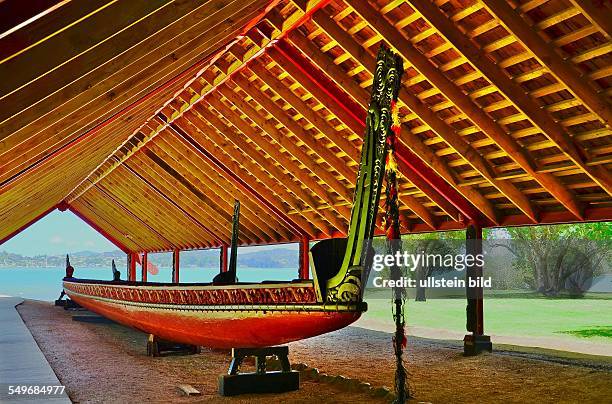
[{"xmin": 1, "ymin": 0, "xmax": 611, "ymax": 252}]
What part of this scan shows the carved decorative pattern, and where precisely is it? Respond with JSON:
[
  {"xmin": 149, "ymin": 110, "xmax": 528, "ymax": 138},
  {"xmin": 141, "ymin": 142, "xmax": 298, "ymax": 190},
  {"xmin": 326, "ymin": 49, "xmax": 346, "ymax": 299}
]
[
  {"xmin": 64, "ymin": 282, "xmax": 318, "ymax": 305},
  {"xmin": 326, "ymin": 45, "xmax": 404, "ymax": 303}
]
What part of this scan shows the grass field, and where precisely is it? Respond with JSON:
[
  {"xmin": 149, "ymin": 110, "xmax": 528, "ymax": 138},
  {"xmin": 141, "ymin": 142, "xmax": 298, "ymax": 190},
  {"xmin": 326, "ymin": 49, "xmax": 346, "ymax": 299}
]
[{"xmin": 362, "ymin": 295, "xmax": 612, "ymax": 343}]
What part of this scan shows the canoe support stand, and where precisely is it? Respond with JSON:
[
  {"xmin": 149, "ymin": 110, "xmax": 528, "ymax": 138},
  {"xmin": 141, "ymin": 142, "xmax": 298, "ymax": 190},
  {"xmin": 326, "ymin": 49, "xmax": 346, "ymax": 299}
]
[
  {"xmin": 146, "ymin": 334, "xmax": 201, "ymax": 357},
  {"xmin": 218, "ymin": 346, "xmax": 299, "ymax": 396}
]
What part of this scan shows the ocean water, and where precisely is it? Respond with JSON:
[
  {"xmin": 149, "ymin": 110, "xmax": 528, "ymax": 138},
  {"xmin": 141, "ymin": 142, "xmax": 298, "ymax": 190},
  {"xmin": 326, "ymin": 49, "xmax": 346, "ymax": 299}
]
[{"xmin": 0, "ymin": 266, "xmax": 300, "ymax": 301}]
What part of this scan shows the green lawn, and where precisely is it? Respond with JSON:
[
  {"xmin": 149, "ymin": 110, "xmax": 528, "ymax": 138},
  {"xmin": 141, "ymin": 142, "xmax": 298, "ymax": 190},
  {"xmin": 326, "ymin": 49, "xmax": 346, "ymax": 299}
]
[{"xmin": 363, "ymin": 296, "xmax": 612, "ymax": 343}]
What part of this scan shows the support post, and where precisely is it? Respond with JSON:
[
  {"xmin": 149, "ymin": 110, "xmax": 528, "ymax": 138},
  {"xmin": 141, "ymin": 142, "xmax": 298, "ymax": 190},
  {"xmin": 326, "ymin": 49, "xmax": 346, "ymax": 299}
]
[
  {"xmin": 298, "ymin": 237, "xmax": 309, "ymax": 279},
  {"xmin": 172, "ymin": 249, "xmax": 180, "ymax": 284},
  {"xmin": 141, "ymin": 252, "xmax": 148, "ymax": 282},
  {"xmin": 220, "ymin": 244, "xmax": 228, "ymax": 273},
  {"xmin": 464, "ymin": 223, "xmax": 492, "ymax": 355},
  {"xmin": 218, "ymin": 347, "xmax": 299, "ymax": 396},
  {"xmin": 128, "ymin": 253, "xmax": 137, "ymax": 282}
]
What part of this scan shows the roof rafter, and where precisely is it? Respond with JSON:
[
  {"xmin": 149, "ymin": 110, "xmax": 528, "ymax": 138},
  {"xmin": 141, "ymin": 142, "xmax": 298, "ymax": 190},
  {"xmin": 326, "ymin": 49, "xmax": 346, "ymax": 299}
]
[
  {"xmin": 193, "ymin": 101, "xmax": 349, "ymax": 232},
  {"xmin": 405, "ymin": 0, "xmax": 587, "ymax": 218},
  {"xmin": 206, "ymin": 93, "xmax": 352, "ymax": 222},
  {"xmin": 566, "ymin": 0, "xmax": 612, "ymax": 40},
  {"xmin": 235, "ymin": 65, "xmax": 357, "ymax": 181},
  {"xmin": 220, "ymin": 80, "xmax": 353, "ymax": 202},
  {"xmin": 177, "ymin": 112, "xmax": 329, "ymax": 237},
  {"xmin": 291, "ymin": 18, "xmax": 498, "ymax": 223},
  {"xmin": 347, "ymin": 0, "xmax": 541, "ymax": 222},
  {"xmin": 479, "ymin": 0, "xmax": 612, "ymax": 126},
  {"xmin": 150, "ymin": 134, "xmax": 291, "ymax": 242}
]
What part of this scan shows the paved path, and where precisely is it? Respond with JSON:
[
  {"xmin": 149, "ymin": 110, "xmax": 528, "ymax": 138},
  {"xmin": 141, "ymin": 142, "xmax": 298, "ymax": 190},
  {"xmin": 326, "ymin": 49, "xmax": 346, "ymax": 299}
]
[{"xmin": 0, "ymin": 297, "xmax": 71, "ymax": 403}]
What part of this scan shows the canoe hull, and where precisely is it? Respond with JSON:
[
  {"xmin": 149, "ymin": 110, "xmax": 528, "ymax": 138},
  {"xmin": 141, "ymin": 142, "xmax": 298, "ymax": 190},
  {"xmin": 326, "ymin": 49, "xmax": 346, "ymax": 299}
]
[{"xmin": 64, "ymin": 280, "xmax": 364, "ymax": 348}]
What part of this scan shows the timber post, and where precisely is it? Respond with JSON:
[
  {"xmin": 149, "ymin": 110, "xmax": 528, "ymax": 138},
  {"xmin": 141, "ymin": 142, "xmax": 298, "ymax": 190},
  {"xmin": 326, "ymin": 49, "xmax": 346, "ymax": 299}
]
[
  {"xmin": 172, "ymin": 249, "xmax": 180, "ymax": 284},
  {"xmin": 220, "ymin": 244, "xmax": 228, "ymax": 273},
  {"xmin": 298, "ymin": 237, "xmax": 309, "ymax": 279},
  {"xmin": 464, "ymin": 223, "xmax": 492, "ymax": 355},
  {"xmin": 128, "ymin": 253, "xmax": 137, "ymax": 282},
  {"xmin": 141, "ymin": 252, "xmax": 148, "ymax": 282}
]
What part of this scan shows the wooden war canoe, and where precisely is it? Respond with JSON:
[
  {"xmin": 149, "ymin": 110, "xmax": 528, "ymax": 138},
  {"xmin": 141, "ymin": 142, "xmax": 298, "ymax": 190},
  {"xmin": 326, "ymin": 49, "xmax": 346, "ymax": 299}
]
[
  {"xmin": 63, "ymin": 279, "xmax": 365, "ymax": 348},
  {"xmin": 62, "ymin": 45, "xmax": 402, "ymax": 349}
]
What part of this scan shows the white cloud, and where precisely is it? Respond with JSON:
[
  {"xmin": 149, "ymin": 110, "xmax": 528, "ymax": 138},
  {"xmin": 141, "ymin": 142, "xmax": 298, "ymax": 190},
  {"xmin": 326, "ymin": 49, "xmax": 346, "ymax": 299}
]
[{"xmin": 49, "ymin": 235, "xmax": 64, "ymax": 244}]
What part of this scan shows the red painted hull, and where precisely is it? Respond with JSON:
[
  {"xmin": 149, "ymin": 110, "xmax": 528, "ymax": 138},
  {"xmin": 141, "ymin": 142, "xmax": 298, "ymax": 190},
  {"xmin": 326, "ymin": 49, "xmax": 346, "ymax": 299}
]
[{"xmin": 63, "ymin": 280, "xmax": 364, "ymax": 348}]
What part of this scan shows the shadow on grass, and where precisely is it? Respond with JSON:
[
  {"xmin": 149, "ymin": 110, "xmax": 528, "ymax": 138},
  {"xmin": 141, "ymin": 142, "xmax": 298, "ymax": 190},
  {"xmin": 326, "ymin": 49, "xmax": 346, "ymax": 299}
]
[{"xmin": 557, "ymin": 326, "xmax": 612, "ymax": 339}]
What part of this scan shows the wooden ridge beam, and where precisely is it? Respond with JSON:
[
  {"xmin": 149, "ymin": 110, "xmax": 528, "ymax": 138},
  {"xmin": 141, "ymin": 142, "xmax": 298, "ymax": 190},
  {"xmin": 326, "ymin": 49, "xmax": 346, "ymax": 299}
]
[
  {"xmin": 406, "ymin": 0, "xmax": 587, "ymax": 217},
  {"xmin": 169, "ymin": 117, "xmax": 317, "ymax": 239},
  {"xmin": 479, "ymin": 0, "xmax": 612, "ymax": 126},
  {"xmin": 345, "ymin": 0, "xmax": 538, "ymax": 222},
  {"xmin": 292, "ymin": 17, "xmax": 496, "ymax": 224}
]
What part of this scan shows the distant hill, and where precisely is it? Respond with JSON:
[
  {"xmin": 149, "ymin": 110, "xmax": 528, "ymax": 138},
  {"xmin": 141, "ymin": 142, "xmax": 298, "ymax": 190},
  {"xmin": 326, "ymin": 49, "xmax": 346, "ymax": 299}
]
[{"xmin": 0, "ymin": 248, "xmax": 298, "ymax": 269}]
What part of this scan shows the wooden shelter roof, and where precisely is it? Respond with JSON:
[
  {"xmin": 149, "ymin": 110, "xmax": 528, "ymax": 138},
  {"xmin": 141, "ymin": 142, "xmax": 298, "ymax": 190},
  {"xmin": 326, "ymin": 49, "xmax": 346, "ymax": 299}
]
[{"xmin": 1, "ymin": 0, "xmax": 611, "ymax": 253}]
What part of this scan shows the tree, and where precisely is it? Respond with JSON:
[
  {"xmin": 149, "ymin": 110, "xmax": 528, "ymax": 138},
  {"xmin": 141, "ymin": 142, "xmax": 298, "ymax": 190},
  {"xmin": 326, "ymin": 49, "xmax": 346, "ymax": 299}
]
[
  {"xmin": 501, "ymin": 223, "xmax": 611, "ymax": 297},
  {"xmin": 402, "ymin": 231, "xmax": 464, "ymax": 301}
]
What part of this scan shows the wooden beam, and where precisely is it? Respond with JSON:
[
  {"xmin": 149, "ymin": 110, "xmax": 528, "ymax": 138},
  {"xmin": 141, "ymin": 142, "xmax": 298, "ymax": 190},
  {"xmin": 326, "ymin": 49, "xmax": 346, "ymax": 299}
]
[
  {"xmin": 345, "ymin": 0, "xmax": 538, "ymax": 222},
  {"xmin": 172, "ymin": 249, "xmax": 180, "ymax": 283},
  {"xmin": 0, "ymin": 0, "xmax": 67, "ymax": 38},
  {"xmin": 218, "ymin": 83, "xmax": 353, "ymax": 203},
  {"xmin": 220, "ymin": 244, "xmax": 228, "ymax": 273},
  {"xmin": 299, "ymin": 236, "xmax": 309, "ymax": 279},
  {"xmin": 290, "ymin": 22, "xmax": 497, "ymax": 224},
  {"xmin": 405, "ymin": 0, "xmax": 586, "ymax": 218},
  {"xmin": 192, "ymin": 102, "xmax": 349, "ymax": 233},
  {"xmin": 170, "ymin": 117, "xmax": 319, "ymax": 238},
  {"xmin": 206, "ymin": 94, "xmax": 351, "ymax": 223},
  {"xmin": 567, "ymin": 0, "xmax": 612, "ymax": 40},
  {"xmin": 480, "ymin": 0, "xmax": 612, "ymax": 126},
  {"xmin": 150, "ymin": 134, "xmax": 290, "ymax": 242},
  {"xmin": 141, "ymin": 252, "xmax": 148, "ymax": 282},
  {"xmin": 128, "ymin": 252, "xmax": 137, "ymax": 282},
  {"xmin": 232, "ymin": 68, "xmax": 357, "ymax": 182}
]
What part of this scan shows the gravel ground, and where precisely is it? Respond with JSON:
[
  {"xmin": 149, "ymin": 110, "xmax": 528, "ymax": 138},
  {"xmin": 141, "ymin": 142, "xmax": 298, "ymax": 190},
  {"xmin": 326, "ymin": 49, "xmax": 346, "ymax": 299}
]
[{"xmin": 17, "ymin": 300, "xmax": 612, "ymax": 403}]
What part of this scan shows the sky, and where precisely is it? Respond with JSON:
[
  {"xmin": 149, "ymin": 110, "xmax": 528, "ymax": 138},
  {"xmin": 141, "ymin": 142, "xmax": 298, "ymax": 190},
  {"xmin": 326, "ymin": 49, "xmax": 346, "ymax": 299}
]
[
  {"xmin": 1, "ymin": 210, "xmax": 116, "ymax": 256},
  {"xmin": 0, "ymin": 209, "xmax": 298, "ymax": 257}
]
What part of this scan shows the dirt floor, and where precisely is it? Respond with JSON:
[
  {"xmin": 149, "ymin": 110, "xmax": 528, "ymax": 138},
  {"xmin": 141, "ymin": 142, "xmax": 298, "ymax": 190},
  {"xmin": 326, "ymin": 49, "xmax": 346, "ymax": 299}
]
[{"xmin": 17, "ymin": 300, "xmax": 612, "ymax": 403}]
